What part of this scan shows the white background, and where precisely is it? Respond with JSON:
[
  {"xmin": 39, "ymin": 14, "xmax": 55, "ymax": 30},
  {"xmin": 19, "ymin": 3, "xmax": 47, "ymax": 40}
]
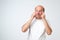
[{"xmin": 0, "ymin": 0, "xmax": 60, "ymax": 40}]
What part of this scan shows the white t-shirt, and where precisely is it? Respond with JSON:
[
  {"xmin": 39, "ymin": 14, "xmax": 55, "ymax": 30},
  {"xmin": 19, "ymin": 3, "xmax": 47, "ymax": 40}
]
[{"xmin": 27, "ymin": 18, "xmax": 46, "ymax": 40}]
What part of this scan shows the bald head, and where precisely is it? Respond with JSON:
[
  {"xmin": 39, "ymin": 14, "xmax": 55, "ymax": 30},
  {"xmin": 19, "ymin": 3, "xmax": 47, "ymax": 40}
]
[{"xmin": 35, "ymin": 5, "xmax": 45, "ymax": 12}]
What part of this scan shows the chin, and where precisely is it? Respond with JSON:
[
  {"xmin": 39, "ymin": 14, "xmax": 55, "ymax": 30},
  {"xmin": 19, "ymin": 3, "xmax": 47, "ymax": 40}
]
[{"xmin": 35, "ymin": 17, "xmax": 42, "ymax": 19}]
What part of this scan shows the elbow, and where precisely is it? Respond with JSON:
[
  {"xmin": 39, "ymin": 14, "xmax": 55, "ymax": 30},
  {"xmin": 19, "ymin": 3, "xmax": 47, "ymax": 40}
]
[
  {"xmin": 22, "ymin": 29, "xmax": 26, "ymax": 32},
  {"xmin": 47, "ymin": 32, "xmax": 52, "ymax": 35},
  {"xmin": 21, "ymin": 27, "xmax": 27, "ymax": 32},
  {"xmin": 21, "ymin": 25, "xmax": 27, "ymax": 32},
  {"xmin": 47, "ymin": 30, "xmax": 52, "ymax": 35}
]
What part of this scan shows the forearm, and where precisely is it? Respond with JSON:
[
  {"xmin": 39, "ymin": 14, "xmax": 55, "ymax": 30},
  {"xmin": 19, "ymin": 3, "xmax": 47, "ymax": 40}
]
[
  {"xmin": 42, "ymin": 18, "xmax": 52, "ymax": 35},
  {"xmin": 22, "ymin": 16, "xmax": 34, "ymax": 32}
]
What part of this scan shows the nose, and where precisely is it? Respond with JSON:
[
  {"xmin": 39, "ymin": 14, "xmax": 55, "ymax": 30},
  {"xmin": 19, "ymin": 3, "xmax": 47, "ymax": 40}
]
[
  {"xmin": 38, "ymin": 12, "xmax": 42, "ymax": 14},
  {"xmin": 38, "ymin": 13, "xmax": 40, "ymax": 15},
  {"xmin": 35, "ymin": 12, "xmax": 40, "ymax": 15}
]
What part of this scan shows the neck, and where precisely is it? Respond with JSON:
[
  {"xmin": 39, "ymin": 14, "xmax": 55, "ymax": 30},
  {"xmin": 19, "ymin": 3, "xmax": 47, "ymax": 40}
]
[{"xmin": 35, "ymin": 17, "xmax": 42, "ymax": 20}]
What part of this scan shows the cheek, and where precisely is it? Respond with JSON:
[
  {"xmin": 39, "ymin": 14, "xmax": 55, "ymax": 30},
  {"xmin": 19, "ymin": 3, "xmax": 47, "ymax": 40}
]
[
  {"xmin": 35, "ymin": 13, "xmax": 38, "ymax": 16},
  {"xmin": 35, "ymin": 12, "xmax": 39, "ymax": 16}
]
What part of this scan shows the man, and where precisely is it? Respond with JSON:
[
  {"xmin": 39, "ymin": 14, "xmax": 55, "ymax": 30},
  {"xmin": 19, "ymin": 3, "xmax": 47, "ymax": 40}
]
[{"xmin": 22, "ymin": 5, "xmax": 52, "ymax": 40}]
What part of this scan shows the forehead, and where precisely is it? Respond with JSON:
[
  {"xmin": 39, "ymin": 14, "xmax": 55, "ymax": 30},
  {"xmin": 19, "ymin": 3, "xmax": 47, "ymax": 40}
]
[{"xmin": 35, "ymin": 5, "xmax": 44, "ymax": 10}]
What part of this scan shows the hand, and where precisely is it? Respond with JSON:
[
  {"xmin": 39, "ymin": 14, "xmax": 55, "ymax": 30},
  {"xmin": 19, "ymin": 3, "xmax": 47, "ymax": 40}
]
[
  {"xmin": 31, "ymin": 12, "xmax": 36, "ymax": 18},
  {"xmin": 41, "ymin": 13, "xmax": 45, "ymax": 19}
]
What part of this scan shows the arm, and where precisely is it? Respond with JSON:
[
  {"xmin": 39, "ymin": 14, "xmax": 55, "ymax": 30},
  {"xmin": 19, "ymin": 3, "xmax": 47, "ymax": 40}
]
[
  {"xmin": 42, "ymin": 18, "xmax": 52, "ymax": 35},
  {"xmin": 22, "ymin": 13, "xmax": 35, "ymax": 32},
  {"xmin": 41, "ymin": 14, "xmax": 52, "ymax": 35}
]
